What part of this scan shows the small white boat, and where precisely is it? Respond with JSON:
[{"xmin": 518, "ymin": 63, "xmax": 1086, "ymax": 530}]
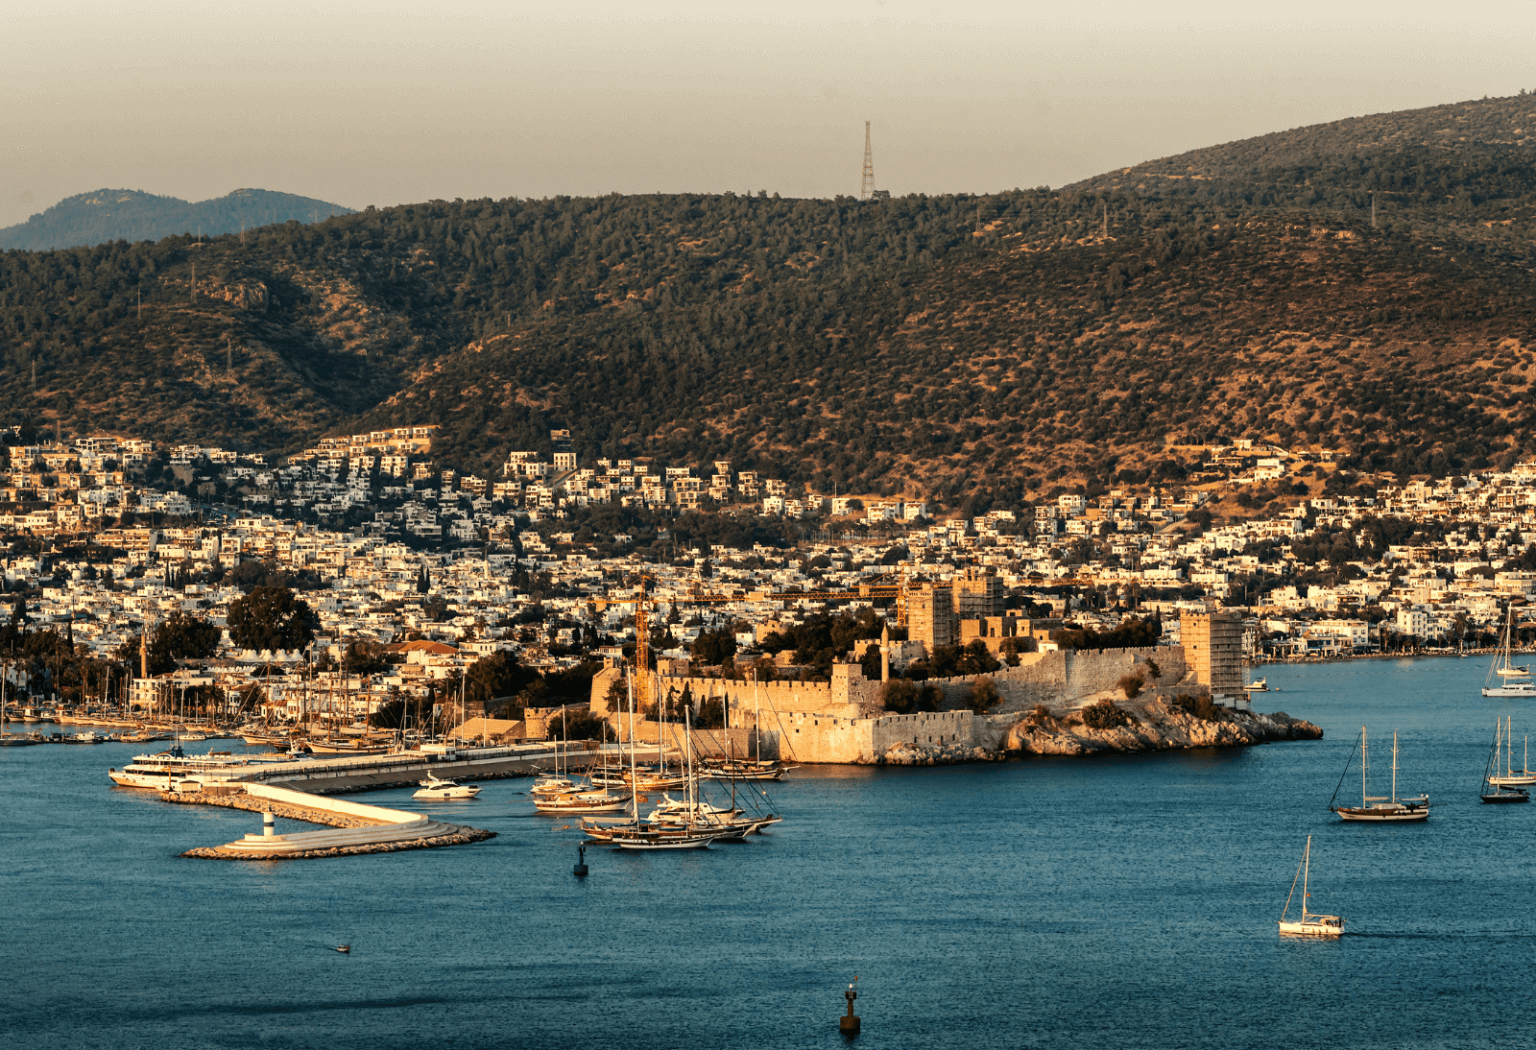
[
  {"xmin": 1278, "ymin": 836, "xmax": 1344, "ymax": 938},
  {"xmin": 1247, "ymin": 676, "xmax": 1269, "ymax": 692},
  {"xmin": 413, "ymin": 775, "xmax": 481, "ymax": 800}
]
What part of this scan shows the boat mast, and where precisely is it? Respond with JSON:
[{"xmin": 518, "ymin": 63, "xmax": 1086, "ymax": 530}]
[
  {"xmin": 1392, "ymin": 731, "xmax": 1399, "ymax": 805},
  {"xmin": 627, "ymin": 670, "xmax": 640, "ymax": 827},
  {"xmin": 752, "ymin": 671, "xmax": 761, "ymax": 763},
  {"xmin": 1361, "ymin": 726, "xmax": 1369, "ymax": 806},
  {"xmin": 685, "ymin": 700, "xmax": 695, "ymax": 817},
  {"xmin": 1301, "ymin": 836, "xmax": 1312, "ymax": 923}
]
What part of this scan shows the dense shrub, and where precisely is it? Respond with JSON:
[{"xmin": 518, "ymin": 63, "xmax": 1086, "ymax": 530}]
[
  {"xmin": 1080, "ymin": 698, "xmax": 1138, "ymax": 730},
  {"xmin": 964, "ymin": 676, "xmax": 1002, "ymax": 713},
  {"xmin": 1171, "ymin": 694, "xmax": 1223, "ymax": 721}
]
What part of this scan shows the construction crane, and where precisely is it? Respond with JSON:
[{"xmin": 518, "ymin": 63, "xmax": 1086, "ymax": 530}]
[{"xmin": 596, "ymin": 570, "xmax": 910, "ymax": 715}]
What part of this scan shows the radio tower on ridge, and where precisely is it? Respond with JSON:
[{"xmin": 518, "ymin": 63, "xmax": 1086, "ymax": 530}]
[{"xmin": 860, "ymin": 121, "xmax": 876, "ymax": 201}]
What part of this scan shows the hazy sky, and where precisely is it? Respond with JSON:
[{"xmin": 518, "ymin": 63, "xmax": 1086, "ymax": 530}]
[{"xmin": 4, "ymin": 1, "xmax": 1535, "ymax": 227}]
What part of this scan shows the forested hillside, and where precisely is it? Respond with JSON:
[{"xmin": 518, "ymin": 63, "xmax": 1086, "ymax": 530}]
[
  {"xmin": 1073, "ymin": 93, "xmax": 1536, "ymax": 252},
  {"xmin": 0, "ymin": 188, "xmax": 352, "ymax": 252},
  {"xmin": 5, "ymin": 94, "xmax": 1536, "ymax": 507}
]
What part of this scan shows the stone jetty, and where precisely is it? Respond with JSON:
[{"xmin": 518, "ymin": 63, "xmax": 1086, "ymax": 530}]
[
  {"xmin": 163, "ymin": 782, "xmax": 495, "ymax": 860},
  {"xmin": 182, "ymin": 824, "xmax": 495, "ymax": 861}
]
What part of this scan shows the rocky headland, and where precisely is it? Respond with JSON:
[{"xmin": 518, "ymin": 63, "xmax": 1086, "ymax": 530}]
[
  {"xmin": 999, "ymin": 700, "xmax": 1322, "ymax": 756},
  {"xmin": 869, "ymin": 697, "xmax": 1321, "ymax": 766}
]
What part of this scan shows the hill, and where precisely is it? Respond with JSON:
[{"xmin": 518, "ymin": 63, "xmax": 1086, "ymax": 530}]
[
  {"xmin": 4, "ymin": 95, "xmax": 1536, "ymax": 508},
  {"xmin": 0, "ymin": 188, "xmax": 354, "ymax": 251},
  {"xmin": 1073, "ymin": 93, "xmax": 1536, "ymax": 252}
]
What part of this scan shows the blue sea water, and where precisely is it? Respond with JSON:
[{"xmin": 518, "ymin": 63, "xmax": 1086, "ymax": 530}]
[{"xmin": 4, "ymin": 656, "xmax": 1536, "ymax": 1049}]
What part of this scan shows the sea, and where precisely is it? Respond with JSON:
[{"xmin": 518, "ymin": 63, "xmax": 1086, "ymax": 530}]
[{"xmin": 4, "ymin": 656, "xmax": 1536, "ymax": 1050}]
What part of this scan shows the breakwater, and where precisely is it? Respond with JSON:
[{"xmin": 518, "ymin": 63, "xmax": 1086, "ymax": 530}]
[
  {"xmin": 238, "ymin": 743, "xmax": 594, "ymax": 793},
  {"xmin": 163, "ymin": 781, "xmax": 496, "ymax": 860}
]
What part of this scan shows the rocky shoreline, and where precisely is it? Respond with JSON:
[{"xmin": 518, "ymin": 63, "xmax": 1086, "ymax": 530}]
[
  {"xmin": 868, "ymin": 699, "xmax": 1322, "ymax": 766},
  {"xmin": 1002, "ymin": 703, "xmax": 1322, "ymax": 756}
]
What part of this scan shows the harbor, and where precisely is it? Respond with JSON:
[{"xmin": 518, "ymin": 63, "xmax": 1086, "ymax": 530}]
[{"xmin": 5, "ymin": 654, "xmax": 1536, "ymax": 1048}]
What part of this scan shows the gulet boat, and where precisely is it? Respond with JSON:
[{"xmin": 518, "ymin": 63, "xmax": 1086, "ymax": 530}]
[
  {"xmin": 1486, "ymin": 716, "xmax": 1536, "ymax": 787},
  {"xmin": 1329, "ymin": 727, "xmax": 1429, "ymax": 822},
  {"xmin": 1481, "ymin": 717, "xmax": 1532, "ymax": 803}
]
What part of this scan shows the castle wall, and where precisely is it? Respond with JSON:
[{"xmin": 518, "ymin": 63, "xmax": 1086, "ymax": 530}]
[
  {"xmin": 587, "ymin": 646, "xmax": 1188, "ymax": 763},
  {"xmin": 927, "ymin": 646, "xmax": 1187, "ymax": 713},
  {"xmin": 621, "ymin": 720, "xmax": 760, "ymax": 759},
  {"xmin": 869, "ymin": 710, "xmax": 977, "ymax": 755}
]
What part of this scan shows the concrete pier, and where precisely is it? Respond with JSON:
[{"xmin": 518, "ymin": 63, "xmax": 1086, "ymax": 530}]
[
  {"xmin": 222, "ymin": 742, "xmax": 662, "ymax": 794},
  {"xmin": 170, "ymin": 783, "xmax": 495, "ymax": 860}
]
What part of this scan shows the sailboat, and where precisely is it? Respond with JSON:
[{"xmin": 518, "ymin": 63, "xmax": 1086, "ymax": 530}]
[
  {"xmin": 1482, "ymin": 716, "xmax": 1532, "ymax": 802},
  {"xmin": 1278, "ymin": 836, "xmax": 1344, "ymax": 938},
  {"xmin": 599, "ymin": 673, "xmax": 719, "ymax": 850},
  {"xmin": 1483, "ymin": 604, "xmax": 1536, "ymax": 697},
  {"xmin": 1328, "ymin": 727, "xmax": 1429, "ymax": 821},
  {"xmin": 1487, "ymin": 716, "xmax": 1536, "ymax": 787}
]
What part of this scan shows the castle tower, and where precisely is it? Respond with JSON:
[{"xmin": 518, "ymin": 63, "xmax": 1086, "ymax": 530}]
[
  {"xmin": 1183, "ymin": 610, "xmax": 1244, "ymax": 698},
  {"xmin": 909, "ymin": 583, "xmax": 955, "ymax": 652}
]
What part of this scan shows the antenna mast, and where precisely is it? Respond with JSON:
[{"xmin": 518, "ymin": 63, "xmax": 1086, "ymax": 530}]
[{"xmin": 860, "ymin": 121, "xmax": 876, "ymax": 201}]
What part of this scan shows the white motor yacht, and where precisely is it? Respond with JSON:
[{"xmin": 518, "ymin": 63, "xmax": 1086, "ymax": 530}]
[{"xmin": 413, "ymin": 775, "xmax": 481, "ymax": 800}]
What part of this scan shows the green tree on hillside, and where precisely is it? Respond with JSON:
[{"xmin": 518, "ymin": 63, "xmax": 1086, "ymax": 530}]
[{"xmin": 226, "ymin": 586, "xmax": 317, "ymax": 652}]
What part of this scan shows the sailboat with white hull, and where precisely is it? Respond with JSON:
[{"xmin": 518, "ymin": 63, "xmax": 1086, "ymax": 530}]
[
  {"xmin": 1486, "ymin": 716, "xmax": 1536, "ymax": 787},
  {"xmin": 1329, "ymin": 727, "xmax": 1429, "ymax": 822},
  {"xmin": 1484, "ymin": 604, "xmax": 1536, "ymax": 697},
  {"xmin": 1278, "ymin": 836, "xmax": 1344, "ymax": 938},
  {"xmin": 1482, "ymin": 716, "xmax": 1533, "ymax": 802}
]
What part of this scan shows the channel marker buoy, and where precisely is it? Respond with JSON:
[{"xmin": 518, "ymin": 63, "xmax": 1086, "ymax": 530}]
[{"xmin": 840, "ymin": 977, "xmax": 860, "ymax": 1036}]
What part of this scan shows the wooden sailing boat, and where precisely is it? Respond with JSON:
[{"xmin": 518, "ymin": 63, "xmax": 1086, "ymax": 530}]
[
  {"xmin": 1481, "ymin": 716, "xmax": 1532, "ymax": 803},
  {"xmin": 1278, "ymin": 836, "xmax": 1344, "ymax": 938},
  {"xmin": 1328, "ymin": 727, "xmax": 1429, "ymax": 821},
  {"xmin": 704, "ymin": 671, "xmax": 795, "ymax": 780},
  {"xmin": 602, "ymin": 671, "xmax": 719, "ymax": 850}
]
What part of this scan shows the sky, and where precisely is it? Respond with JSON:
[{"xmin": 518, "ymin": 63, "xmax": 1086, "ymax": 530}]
[{"xmin": 4, "ymin": 1, "xmax": 1535, "ymax": 228}]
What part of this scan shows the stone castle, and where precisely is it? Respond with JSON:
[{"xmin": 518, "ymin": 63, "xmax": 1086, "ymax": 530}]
[{"xmin": 588, "ymin": 641, "xmax": 1203, "ymax": 764}]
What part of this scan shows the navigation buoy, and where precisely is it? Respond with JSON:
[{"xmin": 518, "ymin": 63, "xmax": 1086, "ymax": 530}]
[
  {"xmin": 574, "ymin": 844, "xmax": 589, "ymax": 878},
  {"xmin": 336, "ymin": 945, "xmax": 350, "ymax": 954},
  {"xmin": 840, "ymin": 977, "xmax": 860, "ymax": 1036}
]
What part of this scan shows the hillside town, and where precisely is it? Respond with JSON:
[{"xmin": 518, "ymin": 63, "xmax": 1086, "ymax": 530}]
[{"xmin": 1, "ymin": 424, "xmax": 1534, "ymax": 741}]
